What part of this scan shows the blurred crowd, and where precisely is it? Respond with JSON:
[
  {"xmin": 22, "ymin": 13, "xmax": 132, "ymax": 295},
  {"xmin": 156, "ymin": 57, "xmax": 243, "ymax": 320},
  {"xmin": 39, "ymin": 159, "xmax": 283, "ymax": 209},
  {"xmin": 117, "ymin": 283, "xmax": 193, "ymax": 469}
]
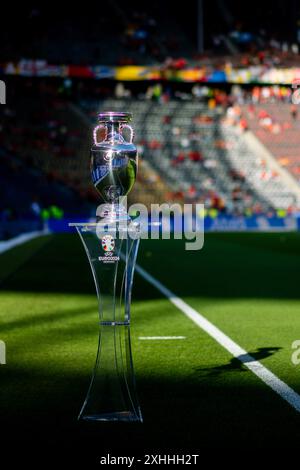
[{"xmin": 1, "ymin": 78, "xmax": 299, "ymax": 221}]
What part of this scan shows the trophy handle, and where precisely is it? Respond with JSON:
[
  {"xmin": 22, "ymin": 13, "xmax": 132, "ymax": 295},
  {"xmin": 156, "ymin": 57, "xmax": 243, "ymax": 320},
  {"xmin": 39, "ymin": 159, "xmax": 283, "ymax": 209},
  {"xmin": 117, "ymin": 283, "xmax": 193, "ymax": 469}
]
[
  {"xmin": 121, "ymin": 124, "xmax": 134, "ymax": 143},
  {"xmin": 93, "ymin": 124, "xmax": 108, "ymax": 146}
]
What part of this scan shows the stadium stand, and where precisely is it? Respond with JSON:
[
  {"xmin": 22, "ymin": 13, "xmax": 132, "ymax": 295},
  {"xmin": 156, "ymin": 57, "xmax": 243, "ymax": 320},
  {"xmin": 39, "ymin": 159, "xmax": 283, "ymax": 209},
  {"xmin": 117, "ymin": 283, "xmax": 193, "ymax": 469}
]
[
  {"xmin": 81, "ymin": 96, "xmax": 300, "ymax": 214},
  {"xmin": 241, "ymin": 101, "xmax": 300, "ymax": 183},
  {"xmin": 0, "ymin": 83, "xmax": 92, "ymax": 226},
  {"xmin": 2, "ymin": 76, "xmax": 300, "ymax": 221}
]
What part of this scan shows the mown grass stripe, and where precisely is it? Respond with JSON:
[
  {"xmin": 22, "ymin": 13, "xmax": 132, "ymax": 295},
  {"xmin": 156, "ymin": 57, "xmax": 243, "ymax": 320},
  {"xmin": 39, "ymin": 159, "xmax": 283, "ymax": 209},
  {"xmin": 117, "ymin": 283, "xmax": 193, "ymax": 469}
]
[{"xmin": 136, "ymin": 263, "xmax": 300, "ymax": 414}]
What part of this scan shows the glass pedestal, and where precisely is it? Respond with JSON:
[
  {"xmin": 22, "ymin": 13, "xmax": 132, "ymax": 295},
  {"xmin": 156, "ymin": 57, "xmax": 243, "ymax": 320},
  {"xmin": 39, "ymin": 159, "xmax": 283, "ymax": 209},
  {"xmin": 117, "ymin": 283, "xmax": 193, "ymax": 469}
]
[{"xmin": 70, "ymin": 221, "xmax": 142, "ymax": 422}]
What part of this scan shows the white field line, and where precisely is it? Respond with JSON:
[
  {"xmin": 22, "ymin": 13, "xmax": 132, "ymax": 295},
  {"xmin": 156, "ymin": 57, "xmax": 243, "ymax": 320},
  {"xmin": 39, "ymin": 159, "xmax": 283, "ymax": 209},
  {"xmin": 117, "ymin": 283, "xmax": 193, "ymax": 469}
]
[
  {"xmin": 139, "ymin": 336, "xmax": 186, "ymax": 340},
  {"xmin": 135, "ymin": 263, "xmax": 300, "ymax": 413},
  {"xmin": 0, "ymin": 231, "xmax": 47, "ymax": 254},
  {"xmin": 3, "ymin": 234, "xmax": 300, "ymax": 413}
]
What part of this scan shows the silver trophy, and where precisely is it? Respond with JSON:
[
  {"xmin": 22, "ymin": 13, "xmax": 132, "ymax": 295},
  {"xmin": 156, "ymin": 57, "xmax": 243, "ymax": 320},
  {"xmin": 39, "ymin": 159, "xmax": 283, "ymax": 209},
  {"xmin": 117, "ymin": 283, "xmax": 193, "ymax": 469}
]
[
  {"xmin": 70, "ymin": 111, "xmax": 142, "ymax": 422},
  {"xmin": 91, "ymin": 112, "xmax": 137, "ymax": 221}
]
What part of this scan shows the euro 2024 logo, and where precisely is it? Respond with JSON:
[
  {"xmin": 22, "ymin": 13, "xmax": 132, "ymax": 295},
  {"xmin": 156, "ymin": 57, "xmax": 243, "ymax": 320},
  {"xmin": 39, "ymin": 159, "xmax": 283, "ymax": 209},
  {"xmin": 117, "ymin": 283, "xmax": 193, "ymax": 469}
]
[
  {"xmin": 101, "ymin": 235, "xmax": 115, "ymax": 252},
  {"xmin": 99, "ymin": 235, "xmax": 119, "ymax": 264}
]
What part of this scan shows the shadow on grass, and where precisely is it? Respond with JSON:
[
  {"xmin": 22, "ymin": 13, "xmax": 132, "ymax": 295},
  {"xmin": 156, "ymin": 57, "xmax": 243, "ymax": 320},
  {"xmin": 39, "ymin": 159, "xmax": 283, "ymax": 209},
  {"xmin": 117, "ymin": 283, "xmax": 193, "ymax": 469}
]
[
  {"xmin": 2, "ymin": 234, "xmax": 300, "ymax": 300},
  {"xmin": 195, "ymin": 347, "xmax": 282, "ymax": 376},
  {"xmin": 1, "ymin": 234, "xmax": 300, "ymax": 462},
  {"xmin": 0, "ymin": 304, "xmax": 98, "ymax": 333},
  {"xmin": 1, "ymin": 358, "xmax": 300, "ymax": 461}
]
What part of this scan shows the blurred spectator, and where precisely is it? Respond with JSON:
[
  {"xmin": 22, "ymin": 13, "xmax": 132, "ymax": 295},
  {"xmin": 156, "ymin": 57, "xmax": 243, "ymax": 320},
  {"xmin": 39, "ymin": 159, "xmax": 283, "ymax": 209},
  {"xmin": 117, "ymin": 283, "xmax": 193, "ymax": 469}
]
[
  {"xmin": 30, "ymin": 199, "xmax": 42, "ymax": 218},
  {"xmin": 115, "ymin": 83, "xmax": 131, "ymax": 99}
]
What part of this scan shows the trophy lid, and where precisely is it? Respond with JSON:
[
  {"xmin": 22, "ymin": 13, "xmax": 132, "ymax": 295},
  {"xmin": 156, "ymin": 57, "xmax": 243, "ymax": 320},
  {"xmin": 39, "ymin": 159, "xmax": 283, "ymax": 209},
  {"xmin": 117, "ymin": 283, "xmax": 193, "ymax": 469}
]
[{"xmin": 97, "ymin": 112, "xmax": 132, "ymax": 123}]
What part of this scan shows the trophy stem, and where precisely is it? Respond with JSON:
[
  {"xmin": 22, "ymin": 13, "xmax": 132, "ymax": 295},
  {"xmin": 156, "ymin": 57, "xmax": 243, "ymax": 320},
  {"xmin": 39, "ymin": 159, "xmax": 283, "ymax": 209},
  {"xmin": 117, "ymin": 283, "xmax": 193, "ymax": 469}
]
[{"xmin": 76, "ymin": 223, "xmax": 142, "ymax": 423}]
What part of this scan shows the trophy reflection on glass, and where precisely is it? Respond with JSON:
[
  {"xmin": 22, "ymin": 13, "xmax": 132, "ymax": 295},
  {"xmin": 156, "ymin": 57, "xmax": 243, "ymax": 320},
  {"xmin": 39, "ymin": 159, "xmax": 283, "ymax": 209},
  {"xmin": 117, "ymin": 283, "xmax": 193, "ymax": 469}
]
[{"xmin": 71, "ymin": 112, "xmax": 142, "ymax": 422}]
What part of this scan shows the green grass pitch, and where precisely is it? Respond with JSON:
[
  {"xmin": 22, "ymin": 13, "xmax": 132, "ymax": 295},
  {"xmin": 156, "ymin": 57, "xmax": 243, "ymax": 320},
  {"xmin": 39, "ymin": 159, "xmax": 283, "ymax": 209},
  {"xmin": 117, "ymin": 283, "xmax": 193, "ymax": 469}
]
[{"xmin": 1, "ymin": 232, "xmax": 300, "ymax": 460}]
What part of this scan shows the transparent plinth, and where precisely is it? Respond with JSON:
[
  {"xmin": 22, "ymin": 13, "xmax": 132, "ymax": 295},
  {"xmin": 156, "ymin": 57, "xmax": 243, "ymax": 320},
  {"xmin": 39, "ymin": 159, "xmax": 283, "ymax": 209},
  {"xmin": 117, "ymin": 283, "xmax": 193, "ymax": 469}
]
[{"xmin": 70, "ymin": 220, "xmax": 142, "ymax": 423}]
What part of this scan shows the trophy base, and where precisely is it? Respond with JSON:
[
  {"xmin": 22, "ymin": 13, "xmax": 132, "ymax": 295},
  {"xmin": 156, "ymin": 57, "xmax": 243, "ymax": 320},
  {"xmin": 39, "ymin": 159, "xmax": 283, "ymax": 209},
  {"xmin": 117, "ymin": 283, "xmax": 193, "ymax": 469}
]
[{"xmin": 80, "ymin": 411, "xmax": 142, "ymax": 422}]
